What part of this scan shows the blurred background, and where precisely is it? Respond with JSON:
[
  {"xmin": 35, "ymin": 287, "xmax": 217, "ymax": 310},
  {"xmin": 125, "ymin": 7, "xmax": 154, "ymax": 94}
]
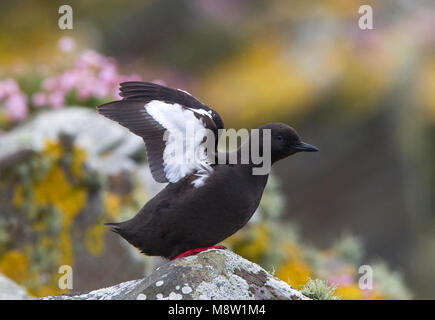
[{"xmin": 0, "ymin": 0, "xmax": 434, "ymax": 299}]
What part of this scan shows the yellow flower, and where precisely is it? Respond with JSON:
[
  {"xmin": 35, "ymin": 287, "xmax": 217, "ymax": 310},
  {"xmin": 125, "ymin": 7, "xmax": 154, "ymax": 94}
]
[
  {"xmin": 276, "ymin": 242, "xmax": 312, "ymax": 289},
  {"xmin": 276, "ymin": 259, "xmax": 312, "ymax": 289},
  {"xmin": 225, "ymin": 223, "xmax": 270, "ymax": 263},
  {"xmin": 366, "ymin": 290, "xmax": 386, "ymax": 300},
  {"xmin": 335, "ymin": 284, "xmax": 364, "ymax": 300},
  {"xmin": 103, "ymin": 192, "xmax": 122, "ymax": 220},
  {"xmin": 33, "ymin": 285, "xmax": 59, "ymax": 297},
  {"xmin": 0, "ymin": 250, "xmax": 29, "ymax": 283}
]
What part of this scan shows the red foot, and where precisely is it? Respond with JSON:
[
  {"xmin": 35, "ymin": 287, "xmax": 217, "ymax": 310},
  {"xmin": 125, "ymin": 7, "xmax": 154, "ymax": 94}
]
[{"xmin": 170, "ymin": 245, "xmax": 227, "ymax": 260}]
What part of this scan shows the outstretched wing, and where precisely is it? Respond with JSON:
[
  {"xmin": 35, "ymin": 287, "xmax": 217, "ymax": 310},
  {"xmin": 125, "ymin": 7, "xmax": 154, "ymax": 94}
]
[
  {"xmin": 120, "ymin": 81, "xmax": 224, "ymax": 130},
  {"xmin": 97, "ymin": 82, "xmax": 223, "ymax": 187}
]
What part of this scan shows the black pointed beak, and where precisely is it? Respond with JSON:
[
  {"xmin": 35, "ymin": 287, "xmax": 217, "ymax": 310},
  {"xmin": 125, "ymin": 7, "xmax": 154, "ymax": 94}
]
[{"xmin": 293, "ymin": 141, "xmax": 319, "ymax": 152}]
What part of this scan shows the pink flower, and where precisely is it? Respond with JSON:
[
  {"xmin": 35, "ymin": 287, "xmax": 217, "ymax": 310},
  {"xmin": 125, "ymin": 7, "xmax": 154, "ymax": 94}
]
[
  {"xmin": 32, "ymin": 92, "xmax": 48, "ymax": 107},
  {"xmin": 99, "ymin": 64, "xmax": 118, "ymax": 84},
  {"xmin": 77, "ymin": 84, "xmax": 93, "ymax": 101},
  {"xmin": 4, "ymin": 92, "xmax": 28, "ymax": 121},
  {"xmin": 0, "ymin": 78, "xmax": 29, "ymax": 122},
  {"xmin": 0, "ymin": 78, "xmax": 19, "ymax": 99},
  {"xmin": 327, "ymin": 274, "xmax": 354, "ymax": 287},
  {"xmin": 93, "ymin": 83, "xmax": 110, "ymax": 99},
  {"xmin": 60, "ymin": 71, "xmax": 79, "ymax": 91},
  {"xmin": 34, "ymin": 49, "xmax": 143, "ymax": 106},
  {"xmin": 76, "ymin": 49, "xmax": 107, "ymax": 69},
  {"xmin": 58, "ymin": 36, "xmax": 76, "ymax": 53},
  {"xmin": 48, "ymin": 91, "xmax": 65, "ymax": 109},
  {"xmin": 42, "ymin": 77, "xmax": 58, "ymax": 91}
]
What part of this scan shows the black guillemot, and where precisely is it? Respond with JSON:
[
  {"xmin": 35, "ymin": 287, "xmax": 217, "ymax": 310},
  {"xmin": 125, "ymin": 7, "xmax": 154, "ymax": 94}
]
[{"xmin": 97, "ymin": 81, "xmax": 318, "ymax": 260}]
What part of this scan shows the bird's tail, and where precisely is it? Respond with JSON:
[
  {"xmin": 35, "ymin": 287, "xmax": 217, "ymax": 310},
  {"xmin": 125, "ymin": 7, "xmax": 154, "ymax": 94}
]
[
  {"xmin": 104, "ymin": 220, "xmax": 146, "ymax": 254},
  {"xmin": 104, "ymin": 222, "xmax": 122, "ymax": 234}
]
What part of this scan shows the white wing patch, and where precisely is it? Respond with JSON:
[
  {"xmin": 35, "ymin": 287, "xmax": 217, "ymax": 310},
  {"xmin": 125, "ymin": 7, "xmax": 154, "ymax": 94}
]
[
  {"xmin": 188, "ymin": 107, "xmax": 213, "ymax": 119},
  {"xmin": 146, "ymin": 100, "xmax": 213, "ymax": 187}
]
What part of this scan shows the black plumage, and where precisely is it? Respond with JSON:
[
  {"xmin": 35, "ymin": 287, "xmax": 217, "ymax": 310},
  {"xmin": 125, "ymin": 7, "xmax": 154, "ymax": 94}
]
[{"xmin": 97, "ymin": 82, "xmax": 318, "ymax": 259}]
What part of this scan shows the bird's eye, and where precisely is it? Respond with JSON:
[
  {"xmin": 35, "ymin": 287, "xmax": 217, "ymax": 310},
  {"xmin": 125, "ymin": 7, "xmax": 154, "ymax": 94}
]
[{"xmin": 277, "ymin": 135, "xmax": 283, "ymax": 141}]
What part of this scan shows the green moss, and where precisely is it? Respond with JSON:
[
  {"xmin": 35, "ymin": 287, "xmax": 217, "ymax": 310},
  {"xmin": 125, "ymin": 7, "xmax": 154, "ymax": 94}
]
[
  {"xmin": 332, "ymin": 234, "xmax": 363, "ymax": 265},
  {"xmin": 301, "ymin": 278, "xmax": 340, "ymax": 300}
]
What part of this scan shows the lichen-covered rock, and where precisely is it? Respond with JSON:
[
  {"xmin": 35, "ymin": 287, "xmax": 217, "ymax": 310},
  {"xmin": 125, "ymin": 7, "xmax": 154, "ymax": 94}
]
[
  {"xmin": 0, "ymin": 273, "xmax": 31, "ymax": 300},
  {"xmin": 42, "ymin": 249, "xmax": 308, "ymax": 300},
  {"xmin": 0, "ymin": 107, "xmax": 144, "ymax": 174},
  {"xmin": 0, "ymin": 107, "xmax": 164, "ymax": 296}
]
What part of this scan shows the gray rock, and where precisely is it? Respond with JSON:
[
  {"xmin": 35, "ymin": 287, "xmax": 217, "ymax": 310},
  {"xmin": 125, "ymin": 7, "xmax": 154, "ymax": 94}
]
[
  {"xmin": 0, "ymin": 273, "xmax": 31, "ymax": 300},
  {"xmin": 43, "ymin": 249, "xmax": 308, "ymax": 300}
]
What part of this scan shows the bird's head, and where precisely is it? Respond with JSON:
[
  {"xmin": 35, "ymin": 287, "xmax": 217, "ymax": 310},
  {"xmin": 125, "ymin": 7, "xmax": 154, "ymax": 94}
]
[{"xmin": 259, "ymin": 123, "xmax": 319, "ymax": 163}]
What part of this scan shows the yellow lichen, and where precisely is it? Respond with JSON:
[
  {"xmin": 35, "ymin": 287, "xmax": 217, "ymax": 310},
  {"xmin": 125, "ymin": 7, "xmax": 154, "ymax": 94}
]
[
  {"xmin": 32, "ymin": 219, "xmax": 48, "ymax": 232},
  {"xmin": 40, "ymin": 236, "xmax": 55, "ymax": 250},
  {"xmin": 71, "ymin": 146, "xmax": 87, "ymax": 179},
  {"xmin": 84, "ymin": 223, "xmax": 107, "ymax": 256},
  {"xmin": 32, "ymin": 161, "xmax": 87, "ymax": 227},
  {"xmin": 5, "ymin": 139, "xmax": 93, "ymax": 296},
  {"xmin": 43, "ymin": 139, "xmax": 64, "ymax": 159},
  {"xmin": 12, "ymin": 185, "xmax": 24, "ymax": 207},
  {"xmin": 59, "ymin": 231, "xmax": 73, "ymax": 267}
]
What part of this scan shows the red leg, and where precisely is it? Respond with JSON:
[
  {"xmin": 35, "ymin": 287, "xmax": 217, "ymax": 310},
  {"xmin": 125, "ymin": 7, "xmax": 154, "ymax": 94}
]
[{"xmin": 170, "ymin": 245, "xmax": 227, "ymax": 260}]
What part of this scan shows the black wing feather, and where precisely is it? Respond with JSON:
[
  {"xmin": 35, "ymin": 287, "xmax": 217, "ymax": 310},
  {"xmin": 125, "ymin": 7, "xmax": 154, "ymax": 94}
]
[
  {"xmin": 97, "ymin": 100, "xmax": 168, "ymax": 183},
  {"xmin": 120, "ymin": 82, "xmax": 224, "ymax": 131},
  {"xmin": 97, "ymin": 82, "xmax": 224, "ymax": 184},
  {"xmin": 120, "ymin": 82, "xmax": 205, "ymax": 109}
]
